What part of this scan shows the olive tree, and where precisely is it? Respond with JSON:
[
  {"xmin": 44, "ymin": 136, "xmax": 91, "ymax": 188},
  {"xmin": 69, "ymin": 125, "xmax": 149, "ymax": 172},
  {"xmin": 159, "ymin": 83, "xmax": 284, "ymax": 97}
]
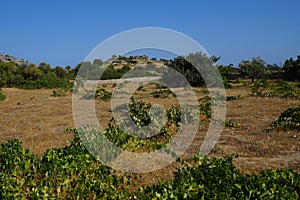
[{"xmin": 239, "ymin": 57, "xmax": 266, "ymax": 82}]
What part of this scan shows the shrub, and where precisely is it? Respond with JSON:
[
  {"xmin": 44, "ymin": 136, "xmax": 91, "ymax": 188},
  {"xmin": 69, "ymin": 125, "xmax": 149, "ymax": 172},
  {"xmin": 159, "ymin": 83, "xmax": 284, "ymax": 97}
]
[
  {"xmin": 270, "ymin": 106, "xmax": 300, "ymax": 131},
  {"xmin": 20, "ymin": 75, "xmax": 71, "ymax": 89},
  {"xmin": 1, "ymin": 136, "xmax": 299, "ymax": 199},
  {"xmin": 0, "ymin": 90, "xmax": 6, "ymax": 101},
  {"xmin": 81, "ymin": 87, "xmax": 112, "ymax": 101},
  {"xmin": 136, "ymin": 155, "xmax": 300, "ymax": 199},
  {"xmin": 95, "ymin": 87, "xmax": 112, "ymax": 101},
  {"xmin": 225, "ymin": 120, "xmax": 238, "ymax": 127},
  {"xmin": 50, "ymin": 88, "xmax": 67, "ymax": 97},
  {"xmin": 198, "ymin": 96, "xmax": 212, "ymax": 118},
  {"xmin": 150, "ymin": 89, "xmax": 173, "ymax": 98},
  {"xmin": 274, "ymin": 81, "xmax": 299, "ymax": 99},
  {"xmin": 226, "ymin": 95, "xmax": 241, "ymax": 101}
]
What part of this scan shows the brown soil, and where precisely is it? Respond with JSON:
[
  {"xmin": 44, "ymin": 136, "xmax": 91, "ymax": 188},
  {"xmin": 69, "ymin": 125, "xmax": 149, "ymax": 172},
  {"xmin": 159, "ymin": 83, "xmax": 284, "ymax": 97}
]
[{"xmin": 0, "ymin": 84, "xmax": 299, "ymax": 187}]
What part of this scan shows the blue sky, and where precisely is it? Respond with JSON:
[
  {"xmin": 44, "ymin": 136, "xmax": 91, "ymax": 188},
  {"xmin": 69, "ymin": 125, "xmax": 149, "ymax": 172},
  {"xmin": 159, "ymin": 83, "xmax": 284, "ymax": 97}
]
[{"xmin": 1, "ymin": 0, "xmax": 300, "ymax": 68}]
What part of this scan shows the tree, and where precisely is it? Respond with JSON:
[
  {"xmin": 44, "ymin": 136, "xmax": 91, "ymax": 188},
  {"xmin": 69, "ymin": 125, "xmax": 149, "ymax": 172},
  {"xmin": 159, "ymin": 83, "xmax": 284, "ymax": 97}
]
[
  {"xmin": 65, "ymin": 66, "xmax": 71, "ymax": 74},
  {"xmin": 266, "ymin": 63, "xmax": 281, "ymax": 71},
  {"xmin": 23, "ymin": 65, "xmax": 43, "ymax": 80},
  {"xmin": 0, "ymin": 62, "xmax": 19, "ymax": 87},
  {"xmin": 93, "ymin": 59, "xmax": 103, "ymax": 66},
  {"xmin": 54, "ymin": 66, "xmax": 67, "ymax": 78},
  {"xmin": 211, "ymin": 55, "xmax": 221, "ymax": 63},
  {"xmin": 283, "ymin": 55, "xmax": 300, "ymax": 81},
  {"xmin": 38, "ymin": 62, "xmax": 51, "ymax": 75},
  {"xmin": 239, "ymin": 57, "xmax": 266, "ymax": 82},
  {"xmin": 164, "ymin": 52, "xmax": 216, "ymax": 87}
]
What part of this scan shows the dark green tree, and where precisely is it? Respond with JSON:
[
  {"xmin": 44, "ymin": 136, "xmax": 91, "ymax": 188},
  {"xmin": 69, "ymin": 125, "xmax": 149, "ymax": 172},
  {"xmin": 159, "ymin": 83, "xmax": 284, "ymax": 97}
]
[
  {"xmin": 54, "ymin": 66, "xmax": 67, "ymax": 78},
  {"xmin": 0, "ymin": 62, "xmax": 21, "ymax": 87},
  {"xmin": 23, "ymin": 65, "xmax": 43, "ymax": 80},
  {"xmin": 38, "ymin": 62, "xmax": 51, "ymax": 75},
  {"xmin": 164, "ymin": 52, "xmax": 217, "ymax": 87},
  {"xmin": 239, "ymin": 57, "xmax": 266, "ymax": 82},
  {"xmin": 283, "ymin": 55, "xmax": 300, "ymax": 81},
  {"xmin": 93, "ymin": 59, "xmax": 103, "ymax": 66}
]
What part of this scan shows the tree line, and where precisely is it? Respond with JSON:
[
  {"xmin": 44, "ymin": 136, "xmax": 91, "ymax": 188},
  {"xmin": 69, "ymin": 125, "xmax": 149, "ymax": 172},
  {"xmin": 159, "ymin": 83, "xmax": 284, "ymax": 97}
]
[{"xmin": 0, "ymin": 54, "xmax": 299, "ymax": 89}]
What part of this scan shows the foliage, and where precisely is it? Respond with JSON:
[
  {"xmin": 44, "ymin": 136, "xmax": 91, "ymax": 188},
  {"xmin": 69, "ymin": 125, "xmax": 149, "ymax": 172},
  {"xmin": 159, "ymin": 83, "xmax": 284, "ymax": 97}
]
[
  {"xmin": 128, "ymin": 99, "xmax": 152, "ymax": 127},
  {"xmin": 0, "ymin": 61, "xmax": 72, "ymax": 89},
  {"xmin": 283, "ymin": 55, "xmax": 300, "ymax": 81},
  {"xmin": 166, "ymin": 105, "xmax": 199, "ymax": 127},
  {"xmin": 137, "ymin": 82, "xmax": 145, "ymax": 91},
  {"xmin": 136, "ymin": 155, "xmax": 300, "ymax": 199},
  {"xmin": 249, "ymin": 80, "xmax": 300, "ymax": 99},
  {"xmin": 150, "ymin": 89, "xmax": 173, "ymax": 98},
  {"xmin": 239, "ymin": 57, "xmax": 266, "ymax": 82},
  {"xmin": 275, "ymin": 81, "xmax": 299, "ymax": 99},
  {"xmin": 101, "ymin": 65, "xmax": 130, "ymax": 80},
  {"xmin": 50, "ymin": 88, "xmax": 67, "ymax": 97},
  {"xmin": 270, "ymin": 106, "xmax": 300, "ymax": 131},
  {"xmin": 198, "ymin": 96, "xmax": 212, "ymax": 118},
  {"xmin": 164, "ymin": 53, "xmax": 211, "ymax": 87},
  {"xmin": 20, "ymin": 74, "xmax": 71, "ymax": 89},
  {"xmin": 0, "ymin": 90, "xmax": 6, "ymax": 101},
  {"xmin": 218, "ymin": 64, "xmax": 239, "ymax": 78},
  {"xmin": 249, "ymin": 79, "xmax": 273, "ymax": 97},
  {"xmin": 224, "ymin": 120, "xmax": 238, "ymax": 127},
  {"xmin": 80, "ymin": 87, "xmax": 112, "ymax": 101},
  {"xmin": 95, "ymin": 87, "xmax": 112, "ymax": 101},
  {"xmin": 226, "ymin": 95, "xmax": 241, "ymax": 101},
  {"xmin": 0, "ymin": 140, "xmax": 41, "ymax": 199},
  {"xmin": 222, "ymin": 77, "xmax": 234, "ymax": 89},
  {"xmin": 1, "ymin": 137, "xmax": 299, "ymax": 198}
]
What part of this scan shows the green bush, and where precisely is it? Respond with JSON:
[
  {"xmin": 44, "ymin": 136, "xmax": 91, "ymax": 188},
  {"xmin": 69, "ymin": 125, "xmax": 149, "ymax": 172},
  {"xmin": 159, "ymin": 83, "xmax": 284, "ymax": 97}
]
[
  {"xmin": 50, "ymin": 88, "xmax": 67, "ymax": 97},
  {"xmin": 198, "ymin": 96, "xmax": 212, "ymax": 118},
  {"xmin": 0, "ymin": 90, "xmax": 6, "ymax": 101},
  {"xmin": 150, "ymin": 89, "xmax": 173, "ymax": 98},
  {"xmin": 270, "ymin": 106, "xmax": 300, "ymax": 131},
  {"xmin": 226, "ymin": 95, "xmax": 241, "ymax": 101},
  {"xmin": 274, "ymin": 81, "xmax": 299, "ymax": 99},
  {"xmin": 95, "ymin": 87, "xmax": 112, "ymax": 101},
  {"xmin": 1, "ymin": 136, "xmax": 299, "ymax": 199},
  {"xmin": 225, "ymin": 120, "xmax": 238, "ymax": 127},
  {"xmin": 20, "ymin": 75, "xmax": 71, "ymax": 89},
  {"xmin": 249, "ymin": 80, "xmax": 300, "ymax": 99},
  {"xmin": 80, "ymin": 87, "xmax": 112, "ymax": 101},
  {"xmin": 136, "ymin": 155, "xmax": 300, "ymax": 199}
]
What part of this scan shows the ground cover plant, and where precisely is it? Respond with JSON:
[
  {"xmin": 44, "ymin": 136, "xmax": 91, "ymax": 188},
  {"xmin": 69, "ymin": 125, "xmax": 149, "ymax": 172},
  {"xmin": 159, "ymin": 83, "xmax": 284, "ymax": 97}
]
[
  {"xmin": 1, "ymin": 137, "xmax": 299, "ymax": 199},
  {"xmin": 269, "ymin": 105, "xmax": 300, "ymax": 131},
  {"xmin": 0, "ymin": 89, "xmax": 6, "ymax": 101}
]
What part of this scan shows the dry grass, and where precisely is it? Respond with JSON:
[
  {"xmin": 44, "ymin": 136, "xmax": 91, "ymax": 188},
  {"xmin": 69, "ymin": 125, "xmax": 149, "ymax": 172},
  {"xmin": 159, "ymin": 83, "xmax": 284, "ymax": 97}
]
[{"xmin": 0, "ymin": 83, "xmax": 299, "ymax": 178}]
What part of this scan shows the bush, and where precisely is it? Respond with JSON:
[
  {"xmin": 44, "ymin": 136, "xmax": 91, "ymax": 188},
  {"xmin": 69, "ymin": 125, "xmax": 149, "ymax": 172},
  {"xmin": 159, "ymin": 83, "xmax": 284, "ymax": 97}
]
[
  {"xmin": 150, "ymin": 89, "xmax": 173, "ymax": 98},
  {"xmin": 95, "ymin": 87, "xmax": 112, "ymax": 101},
  {"xmin": 270, "ymin": 106, "xmax": 300, "ymax": 131},
  {"xmin": 1, "ymin": 136, "xmax": 299, "ymax": 199},
  {"xmin": 0, "ymin": 90, "xmax": 6, "ymax": 101},
  {"xmin": 226, "ymin": 95, "xmax": 241, "ymax": 101},
  {"xmin": 225, "ymin": 120, "xmax": 238, "ymax": 127},
  {"xmin": 20, "ymin": 75, "xmax": 71, "ymax": 89},
  {"xmin": 50, "ymin": 88, "xmax": 67, "ymax": 97},
  {"xmin": 80, "ymin": 87, "xmax": 112, "ymax": 101},
  {"xmin": 136, "ymin": 155, "xmax": 300, "ymax": 199}
]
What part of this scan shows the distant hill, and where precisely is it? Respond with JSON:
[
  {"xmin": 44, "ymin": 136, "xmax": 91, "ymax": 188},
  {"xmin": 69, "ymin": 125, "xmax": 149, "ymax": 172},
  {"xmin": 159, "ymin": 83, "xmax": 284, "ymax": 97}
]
[{"xmin": 0, "ymin": 53, "xmax": 34, "ymax": 66}]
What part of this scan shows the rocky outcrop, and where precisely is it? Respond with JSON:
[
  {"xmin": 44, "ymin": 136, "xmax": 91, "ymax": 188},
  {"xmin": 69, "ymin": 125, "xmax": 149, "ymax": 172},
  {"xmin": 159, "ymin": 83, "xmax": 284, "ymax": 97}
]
[{"xmin": 0, "ymin": 53, "xmax": 33, "ymax": 66}]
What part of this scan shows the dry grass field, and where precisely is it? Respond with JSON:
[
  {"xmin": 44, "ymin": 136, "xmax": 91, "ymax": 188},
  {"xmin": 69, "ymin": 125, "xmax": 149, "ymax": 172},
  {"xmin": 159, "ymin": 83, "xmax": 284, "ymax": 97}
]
[{"xmin": 0, "ymin": 82, "xmax": 299, "ymax": 182}]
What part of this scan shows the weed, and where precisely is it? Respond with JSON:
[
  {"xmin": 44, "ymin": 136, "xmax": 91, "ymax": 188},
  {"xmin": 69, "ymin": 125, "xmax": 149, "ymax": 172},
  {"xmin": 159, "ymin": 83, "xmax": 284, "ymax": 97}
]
[
  {"xmin": 50, "ymin": 88, "xmax": 67, "ymax": 97},
  {"xmin": 0, "ymin": 90, "xmax": 6, "ymax": 101}
]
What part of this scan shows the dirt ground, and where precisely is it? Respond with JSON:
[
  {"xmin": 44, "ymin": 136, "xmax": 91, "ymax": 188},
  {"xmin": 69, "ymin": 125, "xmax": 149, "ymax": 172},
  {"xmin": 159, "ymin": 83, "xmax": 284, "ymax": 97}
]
[{"xmin": 0, "ymin": 83, "xmax": 299, "ymax": 183}]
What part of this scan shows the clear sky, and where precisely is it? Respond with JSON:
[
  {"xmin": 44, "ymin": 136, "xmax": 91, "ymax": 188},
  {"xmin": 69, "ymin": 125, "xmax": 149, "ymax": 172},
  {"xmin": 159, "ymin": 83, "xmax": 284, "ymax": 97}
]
[{"xmin": 1, "ymin": 0, "xmax": 300, "ymax": 68}]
